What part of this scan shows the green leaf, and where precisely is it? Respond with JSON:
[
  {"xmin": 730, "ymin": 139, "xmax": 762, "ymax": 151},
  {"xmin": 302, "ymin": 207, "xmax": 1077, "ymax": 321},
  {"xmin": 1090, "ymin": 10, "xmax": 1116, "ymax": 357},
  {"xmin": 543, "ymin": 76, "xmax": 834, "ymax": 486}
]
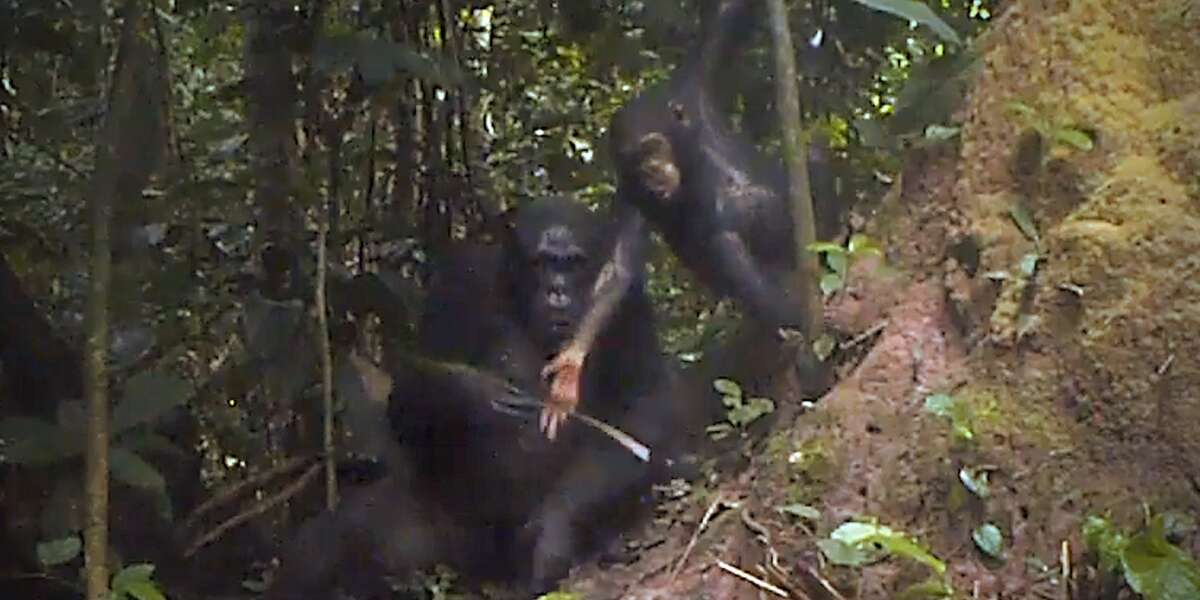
[
  {"xmin": 972, "ymin": 523, "xmax": 1005, "ymax": 559},
  {"xmin": 827, "ymin": 521, "xmax": 947, "ymax": 575},
  {"xmin": 1004, "ymin": 101, "xmax": 1039, "ymax": 122},
  {"xmin": 923, "ymin": 125, "xmax": 960, "ymax": 141},
  {"xmin": 826, "ymin": 251, "xmax": 849, "ymax": 278},
  {"xmin": 923, "ymin": 394, "xmax": 955, "ymax": 418},
  {"xmin": 112, "ymin": 564, "xmax": 165, "ymax": 600},
  {"xmin": 1083, "ymin": 515, "xmax": 1129, "ymax": 574},
  {"xmin": 110, "ymin": 447, "xmax": 167, "ymax": 493},
  {"xmin": 958, "ymin": 467, "xmax": 991, "ymax": 498},
  {"xmin": 712, "ymin": 378, "xmax": 742, "ymax": 398},
  {"xmin": 848, "ymin": 0, "xmax": 962, "ymax": 45},
  {"xmin": 112, "ymin": 563, "xmax": 156, "ymax": 589},
  {"xmin": 1019, "ymin": 253, "xmax": 1041, "ymax": 277},
  {"xmin": 817, "ymin": 538, "xmax": 871, "ymax": 567},
  {"xmin": 1008, "ymin": 206, "xmax": 1040, "ymax": 244},
  {"xmin": 123, "ymin": 581, "xmax": 167, "ymax": 600},
  {"xmin": 820, "ymin": 273, "xmax": 845, "ymax": 297},
  {"xmin": 0, "ymin": 416, "xmax": 82, "ymax": 465},
  {"xmin": 705, "ymin": 423, "xmax": 733, "ymax": 440},
  {"xmin": 847, "ymin": 234, "xmax": 883, "ymax": 257},
  {"xmin": 1121, "ymin": 516, "xmax": 1200, "ymax": 599},
  {"xmin": 924, "ymin": 394, "xmax": 974, "ymax": 441},
  {"xmin": 777, "ymin": 503, "xmax": 821, "ymax": 521},
  {"xmin": 806, "ymin": 241, "xmax": 847, "ymax": 255},
  {"xmin": 36, "ymin": 535, "xmax": 82, "ymax": 567},
  {"xmin": 1054, "ymin": 128, "xmax": 1094, "ymax": 152},
  {"xmin": 112, "ymin": 371, "xmax": 192, "ymax": 435}
]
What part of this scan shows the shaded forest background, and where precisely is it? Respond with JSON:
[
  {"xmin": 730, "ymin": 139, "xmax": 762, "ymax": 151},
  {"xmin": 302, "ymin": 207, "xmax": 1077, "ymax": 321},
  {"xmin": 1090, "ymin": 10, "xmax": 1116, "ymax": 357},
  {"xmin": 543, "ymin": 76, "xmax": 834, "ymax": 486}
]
[{"xmin": 3, "ymin": 0, "xmax": 1199, "ymax": 598}]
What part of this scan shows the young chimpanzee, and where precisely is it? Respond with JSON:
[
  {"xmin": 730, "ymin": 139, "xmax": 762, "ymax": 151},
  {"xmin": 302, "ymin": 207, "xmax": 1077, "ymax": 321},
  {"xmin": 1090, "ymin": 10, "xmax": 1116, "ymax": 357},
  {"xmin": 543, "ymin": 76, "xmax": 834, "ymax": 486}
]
[
  {"xmin": 265, "ymin": 196, "xmax": 683, "ymax": 599},
  {"xmin": 540, "ymin": 0, "xmax": 827, "ymax": 433}
]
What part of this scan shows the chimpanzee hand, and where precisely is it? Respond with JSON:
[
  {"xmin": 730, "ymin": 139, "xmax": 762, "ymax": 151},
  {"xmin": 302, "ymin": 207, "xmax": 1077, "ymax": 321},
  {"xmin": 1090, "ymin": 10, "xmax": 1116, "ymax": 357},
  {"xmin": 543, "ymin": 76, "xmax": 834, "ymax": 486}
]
[{"xmin": 540, "ymin": 345, "xmax": 585, "ymax": 440}]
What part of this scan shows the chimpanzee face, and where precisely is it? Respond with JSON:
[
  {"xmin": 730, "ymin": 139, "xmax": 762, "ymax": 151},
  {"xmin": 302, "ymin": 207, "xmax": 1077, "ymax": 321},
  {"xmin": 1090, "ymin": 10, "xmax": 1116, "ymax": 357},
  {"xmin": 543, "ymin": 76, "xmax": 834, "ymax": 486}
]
[{"xmin": 525, "ymin": 224, "xmax": 592, "ymax": 350}]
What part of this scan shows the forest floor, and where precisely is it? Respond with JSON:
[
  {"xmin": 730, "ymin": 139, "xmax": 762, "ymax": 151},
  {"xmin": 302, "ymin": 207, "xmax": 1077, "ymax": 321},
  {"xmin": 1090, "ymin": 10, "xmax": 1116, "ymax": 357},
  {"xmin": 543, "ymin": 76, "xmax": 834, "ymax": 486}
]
[{"xmin": 561, "ymin": 258, "xmax": 992, "ymax": 599}]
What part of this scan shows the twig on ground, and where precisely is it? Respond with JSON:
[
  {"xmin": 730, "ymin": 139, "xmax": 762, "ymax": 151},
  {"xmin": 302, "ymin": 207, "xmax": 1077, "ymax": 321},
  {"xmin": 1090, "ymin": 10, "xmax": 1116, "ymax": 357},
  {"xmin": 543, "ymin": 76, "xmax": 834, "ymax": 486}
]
[
  {"xmin": 717, "ymin": 559, "xmax": 790, "ymax": 598},
  {"xmin": 669, "ymin": 494, "xmax": 730, "ymax": 582}
]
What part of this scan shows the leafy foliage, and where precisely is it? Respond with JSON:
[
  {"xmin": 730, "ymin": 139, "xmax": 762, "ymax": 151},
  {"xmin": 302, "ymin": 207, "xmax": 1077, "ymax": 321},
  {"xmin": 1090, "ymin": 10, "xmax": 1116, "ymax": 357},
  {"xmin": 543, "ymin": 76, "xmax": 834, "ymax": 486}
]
[
  {"xmin": 807, "ymin": 233, "xmax": 884, "ymax": 297},
  {"xmin": 923, "ymin": 392, "xmax": 975, "ymax": 441},
  {"xmin": 848, "ymin": 0, "xmax": 962, "ymax": 45},
  {"xmin": 819, "ymin": 520, "xmax": 955, "ymax": 597},
  {"xmin": 110, "ymin": 563, "xmax": 168, "ymax": 600},
  {"xmin": 1085, "ymin": 515, "xmax": 1200, "ymax": 600},
  {"xmin": 707, "ymin": 378, "xmax": 775, "ymax": 440}
]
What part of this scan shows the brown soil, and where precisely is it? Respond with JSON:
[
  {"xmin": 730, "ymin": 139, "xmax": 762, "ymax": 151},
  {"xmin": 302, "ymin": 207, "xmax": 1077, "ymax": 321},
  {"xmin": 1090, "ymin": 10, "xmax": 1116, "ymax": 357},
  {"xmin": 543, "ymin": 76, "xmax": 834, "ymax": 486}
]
[{"xmin": 550, "ymin": 1, "xmax": 1200, "ymax": 598}]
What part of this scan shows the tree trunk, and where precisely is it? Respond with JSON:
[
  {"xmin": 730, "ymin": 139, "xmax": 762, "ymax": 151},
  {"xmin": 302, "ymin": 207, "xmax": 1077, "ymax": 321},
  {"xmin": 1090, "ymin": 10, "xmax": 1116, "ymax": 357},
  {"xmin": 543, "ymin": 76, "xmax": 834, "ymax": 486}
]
[
  {"xmin": 766, "ymin": 0, "xmax": 821, "ymax": 338},
  {"xmin": 83, "ymin": 1, "xmax": 151, "ymax": 596}
]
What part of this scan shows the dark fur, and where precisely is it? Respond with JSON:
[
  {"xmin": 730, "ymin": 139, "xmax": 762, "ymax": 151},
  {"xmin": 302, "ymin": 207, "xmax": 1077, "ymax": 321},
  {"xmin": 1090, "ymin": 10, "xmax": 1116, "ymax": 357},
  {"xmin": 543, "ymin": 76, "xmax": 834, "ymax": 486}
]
[{"xmin": 266, "ymin": 197, "xmax": 683, "ymax": 599}]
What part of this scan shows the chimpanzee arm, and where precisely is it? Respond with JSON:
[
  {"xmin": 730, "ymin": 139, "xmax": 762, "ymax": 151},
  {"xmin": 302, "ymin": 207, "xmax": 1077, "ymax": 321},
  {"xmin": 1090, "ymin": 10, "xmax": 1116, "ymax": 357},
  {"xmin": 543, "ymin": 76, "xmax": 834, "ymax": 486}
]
[
  {"xmin": 540, "ymin": 205, "xmax": 649, "ymax": 439},
  {"xmin": 710, "ymin": 231, "xmax": 805, "ymax": 335}
]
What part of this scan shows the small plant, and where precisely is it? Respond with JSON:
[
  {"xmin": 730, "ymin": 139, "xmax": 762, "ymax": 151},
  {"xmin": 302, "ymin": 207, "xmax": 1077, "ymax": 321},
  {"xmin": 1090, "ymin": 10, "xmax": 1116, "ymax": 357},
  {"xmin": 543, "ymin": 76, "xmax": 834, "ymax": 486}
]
[
  {"xmin": 110, "ymin": 563, "xmax": 168, "ymax": 600},
  {"xmin": 923, "ymin": 393, "xmax": 975, "ymax": 442},
  {"xmin": 1084, "ymin": 514, "xmax": 1200, "ymax": 600},
  {"xmin": 818, "ymin": 519, "xmax": 955, "ymax": 598},
  {"xmin": 2, "ymin": 370, "xmax": 192, "ymax": 562},
  {"xmin": 1005, "ymin": 101, "xmax": 1095, "ymax": 160},
  {"xmin": 706, "ymin": 378, "xmax": 775, "ymax": 441},
  {"xmin": 807, "ymin": 233, "xmax": 884, "ymax": 298}
]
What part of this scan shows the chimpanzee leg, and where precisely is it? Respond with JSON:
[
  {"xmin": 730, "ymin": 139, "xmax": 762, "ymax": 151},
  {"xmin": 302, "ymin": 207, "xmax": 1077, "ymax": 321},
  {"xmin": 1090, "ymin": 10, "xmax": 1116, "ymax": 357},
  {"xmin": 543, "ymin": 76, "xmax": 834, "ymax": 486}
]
[
  {"xmin": 526, "ymin": 430, "xmax": 665, "ymax": 594},
  {"xmin": 266, "ymin": 475, "xmax": 453, "ymax": 600}
]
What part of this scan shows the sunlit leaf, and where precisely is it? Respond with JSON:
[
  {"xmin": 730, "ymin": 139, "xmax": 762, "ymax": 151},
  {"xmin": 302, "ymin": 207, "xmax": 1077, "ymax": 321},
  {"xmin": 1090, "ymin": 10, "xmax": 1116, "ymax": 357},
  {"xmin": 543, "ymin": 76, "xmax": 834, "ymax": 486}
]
[
  {"xmin": 847, "ymin": 234, "xmax": 882, "ymax": 257},
  {"xmin": 820, "ymin": 273, "xmax": 844, "ymax": 297},
  {"xmin": 848, "ymin": 0, "xmax": 962, "ymax": 45},
  {"xmin": 829, "ymin": 520, "xmax": 947, "ymax": 574},
  {"xmin": 959, "ymin": 467, "xmax": 991, "ymax": 498},
  {"xmin": 972, "ymin": 523, "xmax": 1004, "ymax": 559},
  {"xmin": 712, "ymin": 378, "xmax": 742, "ymax": 398},
  {"xmin": 806, "ymin": 241, "xmax": 846, "ymax": 255},
  {"xmin": 923, "ymin": 394, "xmax": 954, "ymax": 418},
  {"xmin": 1019, "ymin": 253, "xmax": 1040, "ymax": 277},
  {"xmin": 1054, "ymin": 128, "xmax": 1094, "ymax": 152},
  {"xmin": 923, "ymin": 124, "xmax": 960, "ymax": 141},
  {"xmin": 818, "ymin": 538, "xmax": 870, "ymax": 566},
  {"xmin": 826, "ymin": 251, "xmax": 849, "ymax": 278}
]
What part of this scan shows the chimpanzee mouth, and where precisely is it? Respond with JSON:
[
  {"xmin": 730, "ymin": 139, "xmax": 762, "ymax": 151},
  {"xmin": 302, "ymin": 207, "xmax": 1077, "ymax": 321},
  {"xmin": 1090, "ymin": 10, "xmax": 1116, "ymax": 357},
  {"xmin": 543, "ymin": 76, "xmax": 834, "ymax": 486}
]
[{"xmin": 550, "ymin": 318, "xmax": 575, "ymax": 333}]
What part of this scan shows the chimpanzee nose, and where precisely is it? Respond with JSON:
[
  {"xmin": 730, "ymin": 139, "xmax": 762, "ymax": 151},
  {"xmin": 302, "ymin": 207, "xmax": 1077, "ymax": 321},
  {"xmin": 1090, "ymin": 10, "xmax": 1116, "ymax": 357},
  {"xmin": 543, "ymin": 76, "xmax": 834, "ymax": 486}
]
[{"xmin": 547, "ymin": 291, "xmax": 571, "ymax": 309}]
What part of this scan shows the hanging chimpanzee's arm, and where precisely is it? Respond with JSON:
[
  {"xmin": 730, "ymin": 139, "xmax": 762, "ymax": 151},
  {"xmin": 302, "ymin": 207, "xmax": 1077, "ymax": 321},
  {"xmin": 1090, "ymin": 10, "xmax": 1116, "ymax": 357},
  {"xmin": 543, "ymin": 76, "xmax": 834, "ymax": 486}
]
[
  {"xmin": 540, "ymin": 203, "xmax": 649, "ymax": 438},
  {"xmin": 709, "ymin": 230, "xmax": 806, "ymax": 337}
]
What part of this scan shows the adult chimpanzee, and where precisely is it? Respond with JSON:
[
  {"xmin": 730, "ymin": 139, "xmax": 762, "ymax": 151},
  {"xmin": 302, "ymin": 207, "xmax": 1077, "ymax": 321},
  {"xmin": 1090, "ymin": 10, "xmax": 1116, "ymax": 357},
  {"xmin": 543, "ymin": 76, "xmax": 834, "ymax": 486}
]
[
  {"xmin": 540, "ymin": 0, "xmax": 826, "ymax": 434},
  {"xmin": 265, "ymin": 196, "xmax": 683, "ymax": 599}
]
